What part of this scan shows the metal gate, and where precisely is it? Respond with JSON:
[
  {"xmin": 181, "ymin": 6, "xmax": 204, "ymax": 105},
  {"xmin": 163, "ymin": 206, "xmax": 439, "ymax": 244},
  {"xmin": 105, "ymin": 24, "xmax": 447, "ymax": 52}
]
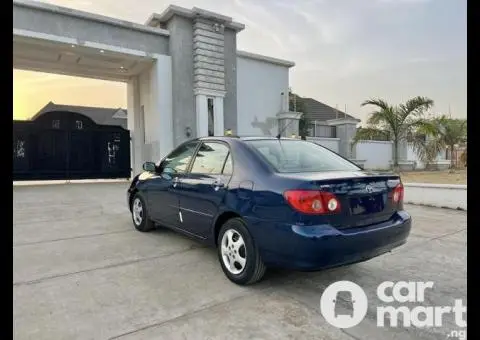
[{"xmin": 13, "ymin": 111, "xmax": 131, "ymax": 181}]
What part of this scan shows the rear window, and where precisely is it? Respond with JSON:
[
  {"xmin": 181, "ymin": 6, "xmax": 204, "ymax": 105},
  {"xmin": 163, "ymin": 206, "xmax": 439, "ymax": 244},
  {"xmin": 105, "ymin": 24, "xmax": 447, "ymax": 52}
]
[{"xmin": 245, "ymin": 139, "xmax": 360, "ymax": 173}]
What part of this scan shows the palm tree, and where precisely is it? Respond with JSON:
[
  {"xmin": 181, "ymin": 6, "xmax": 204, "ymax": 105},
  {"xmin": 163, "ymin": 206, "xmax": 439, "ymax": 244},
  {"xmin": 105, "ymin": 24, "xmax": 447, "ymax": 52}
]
[
  {"xmin": 410, "ymin": 116, "xmax": 467, "ymax": 169},
  {"xmin": 360, "ymin": 97, "xmax": 435, "ymax": 168},
  {"xmin": 422, "ymin": 116, "xmax": 467, "ymax": 169},
  {"xmin": 409, "ymin": 131, "xmax": 443, "ymax": 168}
]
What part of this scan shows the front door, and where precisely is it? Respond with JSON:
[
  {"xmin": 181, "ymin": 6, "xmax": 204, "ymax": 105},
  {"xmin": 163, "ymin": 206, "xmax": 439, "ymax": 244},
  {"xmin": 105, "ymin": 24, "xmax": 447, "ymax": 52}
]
[
  {"xmin": 147, "ymin": 141, "xmax": 199, "ymax": 227},
  {"xmin": 177, "ymin": 142, "xmax": 233, "ymax": 238}
]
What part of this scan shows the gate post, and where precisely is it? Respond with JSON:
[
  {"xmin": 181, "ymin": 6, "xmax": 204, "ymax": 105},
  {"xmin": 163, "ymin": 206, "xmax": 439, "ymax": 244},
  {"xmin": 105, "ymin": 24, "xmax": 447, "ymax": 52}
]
[{"xmin": 127, "ymin": 76, "xmax": 143, "ymax": 177}]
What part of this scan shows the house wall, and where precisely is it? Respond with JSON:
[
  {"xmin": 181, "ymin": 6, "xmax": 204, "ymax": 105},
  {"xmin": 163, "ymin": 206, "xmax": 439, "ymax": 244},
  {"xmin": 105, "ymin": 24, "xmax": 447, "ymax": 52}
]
[
  {"xmin": 236, "ymin": 56, "xmax": 290, "ymax": 136},
  {"xmin": 136, "ymin": 57, "xmax": 173, "ymax": 163},
  {"xmin": 306, "ymin": 137, "xmax": 340, "ymax": 153},
  {"xmin": 355, "ymin": 140, "xmax": 393, "ymax": 170}
]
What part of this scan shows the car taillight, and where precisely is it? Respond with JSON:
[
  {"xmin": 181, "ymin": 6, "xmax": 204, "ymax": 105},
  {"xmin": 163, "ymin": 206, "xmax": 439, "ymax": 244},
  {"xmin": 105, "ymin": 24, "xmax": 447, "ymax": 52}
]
[
  {"xmin": 392, "ymin": 184, "xmax": 404, "ymax": 203},
  {"xmin": 283, "ymin": 190, "xmax": 341, "ymax": 214}
]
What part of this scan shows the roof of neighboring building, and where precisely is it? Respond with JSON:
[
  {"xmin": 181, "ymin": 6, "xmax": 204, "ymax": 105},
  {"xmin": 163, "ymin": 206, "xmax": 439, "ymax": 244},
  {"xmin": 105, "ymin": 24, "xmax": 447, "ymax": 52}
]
[
  {"xmin": 301, "ymin": 97, "xmax": 359, "ymax": 122},
  {"xmin": 32, "ymin": 102, "xmax": 128, "ymax": 129}
]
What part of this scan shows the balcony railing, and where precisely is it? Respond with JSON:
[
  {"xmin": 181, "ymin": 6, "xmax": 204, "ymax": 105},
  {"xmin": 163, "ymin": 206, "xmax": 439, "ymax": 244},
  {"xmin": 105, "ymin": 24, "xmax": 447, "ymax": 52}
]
[{"xmin": 308, "ymin": 123, "xmax": 336, "ymax": 138}]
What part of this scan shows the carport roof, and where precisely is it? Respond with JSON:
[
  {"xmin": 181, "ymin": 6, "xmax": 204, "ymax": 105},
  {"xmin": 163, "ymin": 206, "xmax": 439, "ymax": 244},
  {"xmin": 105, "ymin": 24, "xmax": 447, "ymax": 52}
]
[{"xmin": 14, "ymin": 0, "xmax": 169, "ymax": 36}]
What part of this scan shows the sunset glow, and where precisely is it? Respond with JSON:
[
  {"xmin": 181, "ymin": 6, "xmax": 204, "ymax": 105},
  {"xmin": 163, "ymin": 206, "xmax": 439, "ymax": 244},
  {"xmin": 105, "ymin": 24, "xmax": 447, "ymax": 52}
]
[{"xmin": 13, "ymin": 69, "xmax": 127, "ymax": 120}]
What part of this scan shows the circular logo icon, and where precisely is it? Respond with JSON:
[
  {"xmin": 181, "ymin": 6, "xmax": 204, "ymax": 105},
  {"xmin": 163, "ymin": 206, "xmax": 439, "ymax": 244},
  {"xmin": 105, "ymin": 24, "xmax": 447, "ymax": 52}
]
[{"xmin": 320, "ymin": 280, "xmax": 368, "ymax": 328}]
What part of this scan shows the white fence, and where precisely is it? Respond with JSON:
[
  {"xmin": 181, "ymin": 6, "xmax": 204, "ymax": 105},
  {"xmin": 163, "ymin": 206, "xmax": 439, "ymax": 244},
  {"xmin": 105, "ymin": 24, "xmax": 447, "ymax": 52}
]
[
  {"xmin": 403, "ymin": 183, "xmax": 467, "ymax": 210},
  {"xmin": 355, "ymin": 140, "xmax": 393, "ymax": 170},
  {"xmin": 406, "ymin": 144, "xmax": 446, "ymax": 170},
  {"xmin": 354, "ymin": 141, "xmax": 449, "ymax": 170},
  {"xmin": 307, "ymin": 137, "xmax": 340, "ymax": 153}
]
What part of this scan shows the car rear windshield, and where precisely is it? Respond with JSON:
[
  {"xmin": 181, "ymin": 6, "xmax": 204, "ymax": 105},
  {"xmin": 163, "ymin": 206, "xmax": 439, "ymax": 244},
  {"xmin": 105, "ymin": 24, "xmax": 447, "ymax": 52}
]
[{"xmin": 245, "ymin": 139, "xmax": 361, "ymax": 173}]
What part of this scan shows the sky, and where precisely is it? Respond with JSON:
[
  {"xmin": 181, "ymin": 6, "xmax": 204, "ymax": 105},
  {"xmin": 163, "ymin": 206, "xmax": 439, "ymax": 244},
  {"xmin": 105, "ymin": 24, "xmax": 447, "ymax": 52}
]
[{"xmin": 13, "ymin": 0, "xmax": 467, "ymax": 124}]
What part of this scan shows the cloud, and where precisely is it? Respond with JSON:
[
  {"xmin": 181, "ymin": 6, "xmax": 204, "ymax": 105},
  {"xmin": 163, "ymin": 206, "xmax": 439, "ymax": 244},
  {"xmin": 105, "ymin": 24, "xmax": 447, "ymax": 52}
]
[
  {"xmin": 231, "ymin": 0, "xmax": 288, "ymax": 51},
  {"xmin": 407, "ymin": 57, "xmax": 431, "ymax": 64},
  {"xmin": 377, "ymin": 0, "xmax": 432, "ymax": 3},
  {"xmin": 17, "ymin": 0, "xmax": 466, "ymax": 123}
]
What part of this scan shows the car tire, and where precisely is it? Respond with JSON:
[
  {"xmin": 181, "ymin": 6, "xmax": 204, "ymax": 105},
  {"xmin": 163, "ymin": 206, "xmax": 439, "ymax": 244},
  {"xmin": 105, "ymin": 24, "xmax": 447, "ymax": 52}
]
[
  {"xmin": 131, "ymin": 194, "xmax": 155, "ymax": 232},
  {"xmin": 217, "ymin": 218, "xmax": 266, "ymax": 285}
]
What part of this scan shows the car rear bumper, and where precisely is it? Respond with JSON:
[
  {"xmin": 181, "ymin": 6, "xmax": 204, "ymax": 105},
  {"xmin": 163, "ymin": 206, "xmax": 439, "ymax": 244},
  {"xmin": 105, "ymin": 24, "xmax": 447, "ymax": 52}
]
[{"xmin": 246, "ymin": 211, "xmax": 412, "ymax": 271}]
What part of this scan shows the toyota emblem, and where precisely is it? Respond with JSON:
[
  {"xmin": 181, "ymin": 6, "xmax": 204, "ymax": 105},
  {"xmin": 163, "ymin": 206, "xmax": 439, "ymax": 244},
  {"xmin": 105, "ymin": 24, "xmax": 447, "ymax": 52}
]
[{"xmin": 365, "ymin": 185, "xmax": 374, "ymax": 193}]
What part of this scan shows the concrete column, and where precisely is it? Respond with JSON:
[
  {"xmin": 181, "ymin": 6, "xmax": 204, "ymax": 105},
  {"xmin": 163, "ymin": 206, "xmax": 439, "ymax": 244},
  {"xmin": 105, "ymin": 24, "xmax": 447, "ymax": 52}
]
[
  {"xmin": 148, "ymin": 55, "xmax": 173, "ymax": 160},
  {"xmin": 195, "ymin": 94, "xmax": 208, "ymax": 137},
  {"xmin": 397, "ymin": 140, "xmax": 408, "ymax": 161},
  {"xmin": 276, "ymin": 111, "xmax": 302, "ymax": 137},
  {"xmin": 127, "ymin": 76, "xmax": 144, "ymax": 176},
  {"xmin": 326, "ymin": 118, "xmax": 360, "ymax": 158},
  {"xmin": 214, "ymin": 96, "xmax": 225, "ymax": 136}
]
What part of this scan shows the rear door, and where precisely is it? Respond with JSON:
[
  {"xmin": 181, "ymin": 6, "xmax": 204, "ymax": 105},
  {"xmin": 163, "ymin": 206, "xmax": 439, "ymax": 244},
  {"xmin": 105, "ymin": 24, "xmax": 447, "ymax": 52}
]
[{"xmin": 176, "ymin": 142, "xmax": 233, "ymax": 238}]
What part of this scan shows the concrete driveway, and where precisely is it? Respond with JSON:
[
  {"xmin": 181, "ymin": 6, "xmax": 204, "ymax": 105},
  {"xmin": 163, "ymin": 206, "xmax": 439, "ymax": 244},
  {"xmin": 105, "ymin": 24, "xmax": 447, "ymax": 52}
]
[{"xmin": 13, "ymin": 182, "xmax": 467, "ymax": 340}]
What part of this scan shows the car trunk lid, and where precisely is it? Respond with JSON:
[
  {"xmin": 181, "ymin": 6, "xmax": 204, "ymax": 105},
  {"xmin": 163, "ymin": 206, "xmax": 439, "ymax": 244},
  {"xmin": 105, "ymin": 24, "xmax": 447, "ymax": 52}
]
[{"xmin": 279, "ymin": 171, "xmax": 402, "ymax": 229}]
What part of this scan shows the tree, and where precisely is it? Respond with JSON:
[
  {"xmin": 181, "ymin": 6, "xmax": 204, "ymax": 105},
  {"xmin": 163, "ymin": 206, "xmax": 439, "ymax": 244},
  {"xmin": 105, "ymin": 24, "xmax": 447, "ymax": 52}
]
[
  {"xmin": 409, "ymin": 131, "xmax": 443, "ymax": 168},
  {"xmin": 418, "ymin": 116, "xmax": 467, "ymax": 169},
  {"xmin": 353, "ymin": 127, "xmax": 390, "ymax": 142},
  {"xmin": 460, "ymin": 147, "xmax": 467, "ymax": 167},
  {"xmin": 288, "ymin": 91, "xmax": 309, "ymax": 137},
  {"xmin": 360, "ymin": 97, "xmax": 435, "ymax": 168}
]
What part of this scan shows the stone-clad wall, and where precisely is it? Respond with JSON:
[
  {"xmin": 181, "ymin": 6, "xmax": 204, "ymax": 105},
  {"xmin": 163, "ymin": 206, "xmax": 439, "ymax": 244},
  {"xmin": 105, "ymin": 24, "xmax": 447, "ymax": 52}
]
[{"xmin": 193, "ymin": 19, "xmax": 226, "ymax": 93}]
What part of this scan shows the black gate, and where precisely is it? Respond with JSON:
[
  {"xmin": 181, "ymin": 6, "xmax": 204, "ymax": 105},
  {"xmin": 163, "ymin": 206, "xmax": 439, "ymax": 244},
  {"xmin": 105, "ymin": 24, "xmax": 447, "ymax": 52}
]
[{"xmin": 13, "ymin": 111, "xmax": 131, "ymax": 181}]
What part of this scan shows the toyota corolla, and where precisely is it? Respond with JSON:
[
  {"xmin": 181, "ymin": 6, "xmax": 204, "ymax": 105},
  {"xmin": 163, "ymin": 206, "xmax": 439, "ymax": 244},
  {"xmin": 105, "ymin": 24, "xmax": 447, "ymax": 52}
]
[{"xmin": 127, "ymin": 136, "xmax": 411, "ymax": 285}]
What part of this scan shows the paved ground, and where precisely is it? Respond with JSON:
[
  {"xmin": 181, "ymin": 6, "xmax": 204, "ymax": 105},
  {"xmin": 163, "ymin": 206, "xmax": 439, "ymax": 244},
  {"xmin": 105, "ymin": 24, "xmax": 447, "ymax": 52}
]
[{"xmin": 13, "ymin": 183, "xmax": 467, "ymax": 340}]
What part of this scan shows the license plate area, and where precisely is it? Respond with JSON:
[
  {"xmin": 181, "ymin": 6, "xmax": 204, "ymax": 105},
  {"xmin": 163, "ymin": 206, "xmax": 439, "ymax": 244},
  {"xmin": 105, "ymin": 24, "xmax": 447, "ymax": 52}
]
[{"xmin": 350, "ymin": 194, "xmax": 385, "ymax": 215}]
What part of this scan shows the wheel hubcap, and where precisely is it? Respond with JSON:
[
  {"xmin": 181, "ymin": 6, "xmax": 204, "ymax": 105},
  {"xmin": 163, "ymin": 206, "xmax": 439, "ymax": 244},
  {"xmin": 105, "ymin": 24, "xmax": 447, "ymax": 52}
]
[
  {"xmin": 132, "ymin": 198, "xmax": 143, "ymax": 225},
  {"xmin": 221, "ymin": 229, "xmax": 246, "ymax": 275}
]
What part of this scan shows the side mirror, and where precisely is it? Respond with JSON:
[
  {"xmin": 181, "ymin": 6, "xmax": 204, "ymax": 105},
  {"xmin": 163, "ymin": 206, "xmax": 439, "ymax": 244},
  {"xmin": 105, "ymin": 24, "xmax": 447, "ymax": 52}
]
[{"xmin": 142, "ymin": 161, "xmax": 156, "ymax": 172}]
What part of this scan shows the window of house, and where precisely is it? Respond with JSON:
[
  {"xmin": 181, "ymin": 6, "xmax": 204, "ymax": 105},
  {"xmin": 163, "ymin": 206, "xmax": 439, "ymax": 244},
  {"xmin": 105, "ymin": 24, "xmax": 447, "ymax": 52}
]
[{"xmin": 207, "ymin": 98, "xmax": 214, "ymax": 136}]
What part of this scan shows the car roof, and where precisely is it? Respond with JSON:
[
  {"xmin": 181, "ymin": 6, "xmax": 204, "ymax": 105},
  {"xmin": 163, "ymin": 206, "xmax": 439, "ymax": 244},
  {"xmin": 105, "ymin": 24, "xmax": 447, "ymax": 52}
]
[{"xmin": 197, "ymin": 136, "xmax": 300, "ymax": 142}]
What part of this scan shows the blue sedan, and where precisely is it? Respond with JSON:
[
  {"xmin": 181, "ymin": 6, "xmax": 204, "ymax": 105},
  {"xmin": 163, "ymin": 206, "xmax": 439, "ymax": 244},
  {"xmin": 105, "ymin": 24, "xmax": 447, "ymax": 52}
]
[{"xmin": 127, "ymin": 136, "xmax": 411, "ymax": 285}]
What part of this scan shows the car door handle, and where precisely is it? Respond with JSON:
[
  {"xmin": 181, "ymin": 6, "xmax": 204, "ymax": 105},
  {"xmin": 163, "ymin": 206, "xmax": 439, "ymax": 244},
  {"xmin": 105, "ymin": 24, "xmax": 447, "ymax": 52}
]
[
  {"xmin": 172, "ymin": 177, "xmax": 179, "ymax": 188},
  {"xmin": 213, "ymin": 179, "xmax": 225, "ymax": 188}
]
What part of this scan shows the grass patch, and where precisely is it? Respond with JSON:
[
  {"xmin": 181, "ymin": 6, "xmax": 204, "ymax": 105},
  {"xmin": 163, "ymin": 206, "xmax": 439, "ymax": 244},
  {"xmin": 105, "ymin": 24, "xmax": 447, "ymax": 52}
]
[{"xmin": 399, "ymin": 169, "xmax": 466, "ymax": 185}]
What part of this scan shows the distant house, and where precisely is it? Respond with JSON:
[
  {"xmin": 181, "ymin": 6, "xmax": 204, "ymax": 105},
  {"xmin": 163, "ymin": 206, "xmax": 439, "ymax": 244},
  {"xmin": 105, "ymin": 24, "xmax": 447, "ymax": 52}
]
[
  {"xmin": 300, "ymin": 97, "xmax": 359, "ymax": 138},
  {"xmin": 31, "ymin": 102, "xmax": 128, "ymax": 129},
  {"xmin": 302, "ymin": 98, "xmax": 357, "ymax": 122}
]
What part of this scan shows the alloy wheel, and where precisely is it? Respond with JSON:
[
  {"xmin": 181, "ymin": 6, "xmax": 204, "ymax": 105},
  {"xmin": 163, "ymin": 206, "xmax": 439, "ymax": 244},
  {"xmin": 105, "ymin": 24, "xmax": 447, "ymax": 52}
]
[
  {"xmin": 220, "ymin": 229, "xmax": 247, "ymax": 275},
  {"xmin": 132, "ymin": 198, "xmax": 143, "ymax": 226}
]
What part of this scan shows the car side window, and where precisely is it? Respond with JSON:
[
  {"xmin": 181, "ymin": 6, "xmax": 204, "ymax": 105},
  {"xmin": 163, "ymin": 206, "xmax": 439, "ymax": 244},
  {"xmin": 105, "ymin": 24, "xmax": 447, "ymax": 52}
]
[
  {"xmin": 161, "ymin": 142, "xmax": 198, "ymax": 174},
  {"xmin": 222, "ymin": 153, "xmax": 233, "ymax": 175},
  {"xmin": 190, "ymin": 142, "xmax": 230, "ymax": 175}
]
